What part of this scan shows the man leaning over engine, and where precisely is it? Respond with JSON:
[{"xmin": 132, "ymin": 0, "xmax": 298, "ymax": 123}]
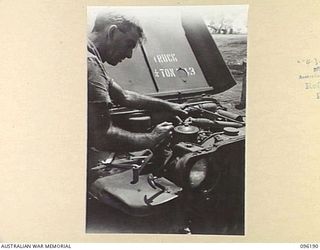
[{"xmin": 88, "ymin": 12, "xmax": 187, "ymax": 152}]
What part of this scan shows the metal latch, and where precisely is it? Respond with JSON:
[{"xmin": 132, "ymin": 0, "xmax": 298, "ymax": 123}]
[{"xmin": 147, "ymin": 174, "xmax": 167, "ymax": 191}]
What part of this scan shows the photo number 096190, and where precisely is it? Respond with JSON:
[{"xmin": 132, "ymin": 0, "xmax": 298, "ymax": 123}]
[{"xmin": 86, "ymin": 5, "xmax": 248, "ymax": 235}]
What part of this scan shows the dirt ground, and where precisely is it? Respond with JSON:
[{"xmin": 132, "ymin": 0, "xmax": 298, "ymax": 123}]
[{"xmin": 212, "ymin": 34, "xmax": 247, "ymax": 117}]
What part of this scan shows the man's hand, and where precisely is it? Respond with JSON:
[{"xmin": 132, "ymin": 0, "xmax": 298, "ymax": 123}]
[
  {"xmin": 169, "ymin": 103, "xmax": 188, "ymax": 118},
  {"xmin": 150, "ymin": 121, "xmax": 174, "ymax": 143}
]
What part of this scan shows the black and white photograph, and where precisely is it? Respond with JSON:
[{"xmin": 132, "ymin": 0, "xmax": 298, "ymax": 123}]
[{"xmin": 86, "ymin": 5, "xmax": 248, "ymax": 235}]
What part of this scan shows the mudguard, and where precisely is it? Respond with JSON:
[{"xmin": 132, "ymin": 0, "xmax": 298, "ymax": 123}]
[{"xmin": 90, "ymin": 170, "xmax": 182, "ymax": 216}]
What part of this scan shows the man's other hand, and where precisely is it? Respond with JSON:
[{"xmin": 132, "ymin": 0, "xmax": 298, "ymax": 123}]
[{"xmin": 151, "ymin": 121, "xmax": 174, "ymax": 142}]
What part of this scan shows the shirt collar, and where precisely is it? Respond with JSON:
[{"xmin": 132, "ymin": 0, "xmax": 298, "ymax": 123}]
[{"xmin": 87, "ymin": 39, "xmax": 103, "ymax": 62}]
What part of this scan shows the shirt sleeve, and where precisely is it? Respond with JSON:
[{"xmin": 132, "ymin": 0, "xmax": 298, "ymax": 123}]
[{"xmin": 87, "ymin": 57, "xmax": 113, "ymax": 107}]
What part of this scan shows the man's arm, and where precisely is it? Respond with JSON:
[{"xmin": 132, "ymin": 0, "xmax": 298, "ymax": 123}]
[
  {"xmin": 103, "ymin": 121, "xmax": 172, "ymax": 152},
  {"xmin": 89, "ymin": 103, "xmax": 173, "ymax": 152},
  {"xmin": 109, "ymin": 81, "xmax": 187, "ymax": 117}
]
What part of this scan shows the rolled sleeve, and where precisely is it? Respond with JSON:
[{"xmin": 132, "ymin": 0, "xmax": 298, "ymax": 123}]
[{"xmin": 87, "ymin": 57, "xmax": 113, "ymax": 106}]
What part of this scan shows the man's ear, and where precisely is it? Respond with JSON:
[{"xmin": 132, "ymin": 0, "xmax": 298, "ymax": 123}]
[{"xmin": 106, "ymin": 25, "xmax": 118, "ymax": 40}]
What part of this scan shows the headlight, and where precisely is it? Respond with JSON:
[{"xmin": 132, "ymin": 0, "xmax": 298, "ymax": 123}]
[{"xmin": 189, "ymin": 158, "xmax": 208, "ymax": 188}]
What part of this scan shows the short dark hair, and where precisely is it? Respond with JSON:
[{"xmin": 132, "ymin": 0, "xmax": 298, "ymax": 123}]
[{"xmin": 92, "ymin": 12, "xmax": 145, "ymax": 43}]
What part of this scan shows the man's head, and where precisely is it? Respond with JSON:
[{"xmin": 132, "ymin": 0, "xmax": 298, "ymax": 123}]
[{"xmin": 90, "ymin": 12, "xmax": 145, "ymax": 65}]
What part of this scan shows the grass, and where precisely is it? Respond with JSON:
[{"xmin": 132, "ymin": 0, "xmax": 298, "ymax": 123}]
[{"xmin": 212, "ymin": 34, "xmax": 247, "ymax": 116}]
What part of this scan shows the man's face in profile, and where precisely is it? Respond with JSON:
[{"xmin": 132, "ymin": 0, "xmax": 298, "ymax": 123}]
[{"xmin": 105, "ymin": 27, "xmax": 139, "ymax": 66}]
